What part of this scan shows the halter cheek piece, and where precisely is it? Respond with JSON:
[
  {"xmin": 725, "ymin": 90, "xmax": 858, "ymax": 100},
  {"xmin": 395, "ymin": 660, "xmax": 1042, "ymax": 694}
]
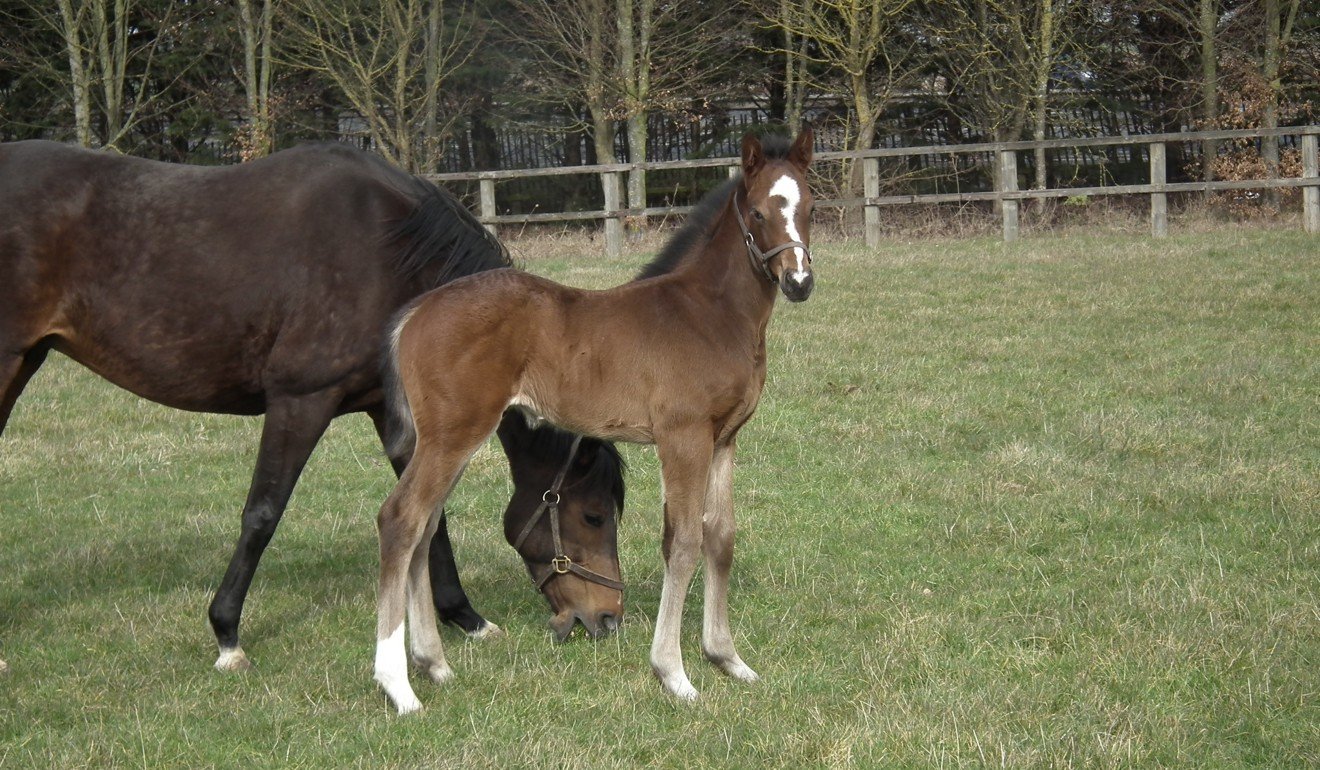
[
  {"xmin": 511, "ymin": 435, "xmax": 624, "ymax": 593},
  {"xmin": 733, "ymin": 188, "xmax": 812, "ymax": 284}
]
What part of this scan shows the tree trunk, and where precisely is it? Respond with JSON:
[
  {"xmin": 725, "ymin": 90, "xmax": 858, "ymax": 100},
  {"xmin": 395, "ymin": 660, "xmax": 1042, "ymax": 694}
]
[
  {"xmin": 1262, "ymin": 0, "xmax": 1280, "ymax": 208},
  {"xmin": 1032, "ymin": 0, "xmax": 1054, "ymax": 192},
  {"xmin": 1198, "ymin": 0, "xmax": 1217, "ymax": 191},
  {"xmin": 56, "ymin": 0, "xmax": 93, "ymax": 147},
  {"xmin": 238, "ymin": 0, "xmax": 275, "ymax": 158}
]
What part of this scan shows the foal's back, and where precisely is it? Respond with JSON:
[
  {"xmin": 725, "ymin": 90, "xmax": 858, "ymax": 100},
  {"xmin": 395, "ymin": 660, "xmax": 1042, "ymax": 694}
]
[{"xmin": 397, "ymin": 266, "xmax": 765, "ymax": 446}]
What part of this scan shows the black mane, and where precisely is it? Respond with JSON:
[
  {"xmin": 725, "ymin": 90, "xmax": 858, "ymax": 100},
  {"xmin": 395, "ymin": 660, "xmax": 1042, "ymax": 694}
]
[
  {"xmin": 635, "ymin": 132, "xmax": 796, "ymax": 281},
  {"xmin": 389, "ymin": 175, "xmax": 513, "ymax": 287},
  {"xmin": 519, "ymin": 422, "xmax": 628, "ymax": 514}
]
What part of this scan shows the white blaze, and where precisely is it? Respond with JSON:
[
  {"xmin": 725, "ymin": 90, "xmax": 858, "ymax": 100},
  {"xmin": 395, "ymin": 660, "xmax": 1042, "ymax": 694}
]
[{"xmin": 768, "ymin": 174, "xmax": 810, "ymax": 280}]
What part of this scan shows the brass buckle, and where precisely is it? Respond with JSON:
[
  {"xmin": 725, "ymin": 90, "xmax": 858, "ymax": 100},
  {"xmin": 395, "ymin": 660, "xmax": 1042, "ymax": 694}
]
[{"xmin": 551, "ymin": 556, "xmax": 572, "ymax": 574}]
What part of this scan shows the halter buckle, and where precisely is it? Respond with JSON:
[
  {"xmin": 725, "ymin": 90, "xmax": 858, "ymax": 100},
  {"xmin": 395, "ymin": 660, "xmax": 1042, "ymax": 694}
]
[
  {"xmin": 542, "ymin": 490, "xmax": 560, "ymax": 505},
  {"xmin": 551, "ymin": 556, "xmax": 573, "ymax": 574}
]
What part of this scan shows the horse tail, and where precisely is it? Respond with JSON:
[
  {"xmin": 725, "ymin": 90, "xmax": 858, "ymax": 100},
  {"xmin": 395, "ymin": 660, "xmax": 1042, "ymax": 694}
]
[{"xmin": 381, "ymin": 303, "xmax": 421, "ymax": 464}]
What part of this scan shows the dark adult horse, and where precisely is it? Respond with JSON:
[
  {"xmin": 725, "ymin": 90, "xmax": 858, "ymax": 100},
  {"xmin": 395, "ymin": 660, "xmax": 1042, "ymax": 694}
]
[{"xmin": 0, "ymin": 141, "xmax": 626, "ymax": 676}]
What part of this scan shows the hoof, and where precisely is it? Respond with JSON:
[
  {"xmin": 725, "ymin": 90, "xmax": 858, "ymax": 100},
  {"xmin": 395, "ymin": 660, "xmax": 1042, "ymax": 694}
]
[
  {"xmin": 376, "ymin": 672, "xmax": 423, "ymax": 715},
  {"xmin": 656, "ymin": 671, "xmax": 699, "ymax": 702},
  {"xmin": 0, "ymin": 659, "xmax": 8, "ymax": 675},
  {"xmin": 421, "ymin": 662, "xmax": 455, "ymax": 684},
  {"xmin": 214, "ymin": 647, "xmax": 252, "ymax": 672},
  {"xmin": 466, "ymin": 621, "xmax": 503, "ymax": 641},
  {"xmin": 713, "ymin": 656, "xmax": 760, "ymax": 683}
]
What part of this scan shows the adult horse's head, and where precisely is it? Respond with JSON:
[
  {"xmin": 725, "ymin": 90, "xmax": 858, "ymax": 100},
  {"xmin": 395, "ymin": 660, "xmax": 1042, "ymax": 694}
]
[
  {"xmin": 496, "ymin": 411, "xmax": 625, "ymax": 641},
  {"xmin": 736, "ymin": 128, "xmax": 816, "ymax": 303}
]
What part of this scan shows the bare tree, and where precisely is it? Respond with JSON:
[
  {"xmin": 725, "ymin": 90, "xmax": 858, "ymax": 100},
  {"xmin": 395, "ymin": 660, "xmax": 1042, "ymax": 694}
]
[
  {"xmin": 237, "ymin": 0, "xmax": 276, "ymax": 159},
  {"xmin": 282, "ymin": 0, "xmax": 478, "ymax": 172},
  {"xmin": 918, "ymin": 0, "xmax": 1086, "ymax": 197},
  {"xmin": 771, "ymin": 0, "xmax": 922, "ymax": 195},
  {"xmin": 507, "ymin": 0, "xmax": 734, "ymax": 227},
  {"xmin": 36, "ymin": 0, "xmax": 198, "ymax": 148}
]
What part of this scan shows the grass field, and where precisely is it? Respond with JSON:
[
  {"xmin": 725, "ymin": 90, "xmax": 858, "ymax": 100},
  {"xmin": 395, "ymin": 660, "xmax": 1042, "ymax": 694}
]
[{"xmin": 1, "ymin": 228, "xmax": 1316, "ymax": 768}]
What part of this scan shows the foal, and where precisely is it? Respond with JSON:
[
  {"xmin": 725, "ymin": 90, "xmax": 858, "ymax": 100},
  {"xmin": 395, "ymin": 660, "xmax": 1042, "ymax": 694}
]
[{"xmin": 373, "ymin": 129, "xmax": 816, "ymax": 712}]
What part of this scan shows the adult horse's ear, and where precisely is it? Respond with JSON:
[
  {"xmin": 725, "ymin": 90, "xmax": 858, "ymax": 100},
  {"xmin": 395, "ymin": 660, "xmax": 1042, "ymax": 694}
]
[
  {"xmin": 741, "ymin": 133, "xmax": 765, "ymax": 179},
  {"xmin": 789, "ymin": 126, "xmax": 814, "ymax": 171}
]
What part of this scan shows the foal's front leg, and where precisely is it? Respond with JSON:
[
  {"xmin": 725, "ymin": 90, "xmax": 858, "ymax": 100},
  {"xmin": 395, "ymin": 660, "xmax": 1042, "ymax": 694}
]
[
  {"xmin": 701, "ymin": 441, "xmax": 758, "ymax": 683},
  {"xmin": 650, "ymin": 432, "xmax": 715, "ymax": 701}
]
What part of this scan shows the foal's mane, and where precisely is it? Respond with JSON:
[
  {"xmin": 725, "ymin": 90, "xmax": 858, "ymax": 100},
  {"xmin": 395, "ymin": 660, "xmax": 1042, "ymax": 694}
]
[
  {"xmin": 635, "ymin": 133, "xmax": 796, "ymax": 281},
  {"xmin": 389, "ymin": 174, "xmax": 513, "ymax": 287}
]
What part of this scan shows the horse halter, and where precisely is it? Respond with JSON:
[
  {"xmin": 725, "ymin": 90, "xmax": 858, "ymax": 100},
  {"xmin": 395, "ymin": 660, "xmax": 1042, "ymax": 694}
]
[
  {"xmin": 733, "ymin": 187, "xmax": 812, "ymax": 284},
  {"xmin": 512, "ymin": 435, "xmax": 624, "ymax": 593}
]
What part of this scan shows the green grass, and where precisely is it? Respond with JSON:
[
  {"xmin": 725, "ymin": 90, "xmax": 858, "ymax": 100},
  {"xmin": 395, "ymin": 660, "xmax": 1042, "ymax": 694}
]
[{"xmin": 2, "ymin": 228, "xmax": 1317, "ymax": 768}]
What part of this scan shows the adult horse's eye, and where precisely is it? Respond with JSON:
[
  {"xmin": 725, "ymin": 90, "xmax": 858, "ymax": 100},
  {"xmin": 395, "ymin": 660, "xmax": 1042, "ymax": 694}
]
[{"xmin": 584, "ymin": 514, "xmax": 605, "ymax": 528}]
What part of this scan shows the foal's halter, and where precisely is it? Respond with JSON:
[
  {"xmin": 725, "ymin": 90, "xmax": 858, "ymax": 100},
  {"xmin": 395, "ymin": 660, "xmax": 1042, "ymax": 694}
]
[
  {"xmin": 511, "ymin": 436, "xmax": 624, "ymax": 593},
  {"xmin": 733, "ymin": 187, "xmax": 812, "ymax": 284}
]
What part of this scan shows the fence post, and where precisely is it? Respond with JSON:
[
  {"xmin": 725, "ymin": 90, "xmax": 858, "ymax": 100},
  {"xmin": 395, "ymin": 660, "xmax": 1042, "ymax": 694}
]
[
  {"xmin": 864, "ymin": 157, "xmax": 881, "ymax": 248},
  {"xmin": 1150, "ymin": 142, "xmax": 1168, "ymax": 238},
  {"xmin": 1303, "ymin": 133, "xmax": 1319, "ymax": 234},
  {"xmin": 999, "ymin": 149, "xmax": 1019, "ymax": 242},
  {"xmin": 728, "ymin": 164, "xmax": 740, "ymax": 180},
  {"xmin": 479, "ymin": 177, "xmax": 497, "ymax": 237},
  {"xmin": 602, "ymin": 170, "xmax": 623, "ymax": 258}
]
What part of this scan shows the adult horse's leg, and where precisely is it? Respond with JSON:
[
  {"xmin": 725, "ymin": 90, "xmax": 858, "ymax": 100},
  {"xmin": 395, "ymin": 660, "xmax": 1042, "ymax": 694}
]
[
  {"xmin": 368, "ymin": 408, "xmax": 496, "ymax": 639},
  {"xmin": 0, "ymin": 342, "xmax": 50, "ymax": 675},
  {"xmin": 699, "ymin": 440, "xmax": 758, "ymax": 683},
  {"xmin": 0, "ymin": 344, "xmax": 49, "ymax": 434},
  {"xmin": 208, "ymin": 391, "xmax": 341, "ymax": 671},
  {"xmin": 649, "ymin": 430, "xmax": 715, "ymax": 702}
]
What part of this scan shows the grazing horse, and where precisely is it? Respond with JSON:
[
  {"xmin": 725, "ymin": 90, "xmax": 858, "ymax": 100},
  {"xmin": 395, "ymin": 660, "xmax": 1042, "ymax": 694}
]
[
  {"xmin": 0, "ymin": 141, "xmax": 625, "ymax": 675},
  {"xmin": 372, "ymin": 129, "xmax": 816, "ymax": 712}
]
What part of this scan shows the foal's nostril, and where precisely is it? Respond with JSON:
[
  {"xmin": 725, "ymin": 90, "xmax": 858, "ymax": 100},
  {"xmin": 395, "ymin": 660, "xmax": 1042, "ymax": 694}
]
[{"xmin": 598, "ymin": 612, "xmax": 620, "ymax": 634}]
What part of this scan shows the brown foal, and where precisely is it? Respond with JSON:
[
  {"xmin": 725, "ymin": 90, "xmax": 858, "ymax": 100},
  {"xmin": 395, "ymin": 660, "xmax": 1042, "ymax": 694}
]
[{"xmin": 372, "ymin": 129, "xmax": 816, "ymax": 712}]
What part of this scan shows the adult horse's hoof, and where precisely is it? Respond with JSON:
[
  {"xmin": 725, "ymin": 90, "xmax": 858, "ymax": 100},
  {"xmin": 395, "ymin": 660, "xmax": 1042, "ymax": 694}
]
[{"xmin": 214, "ymin": 647, "xmax": 252, "ymax": 672}]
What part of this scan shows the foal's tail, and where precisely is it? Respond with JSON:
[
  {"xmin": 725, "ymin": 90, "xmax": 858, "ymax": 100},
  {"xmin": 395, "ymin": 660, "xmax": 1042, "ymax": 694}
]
[{"xmin": 381, "ymin": 304, "xmax": 421, "ymax": 464}]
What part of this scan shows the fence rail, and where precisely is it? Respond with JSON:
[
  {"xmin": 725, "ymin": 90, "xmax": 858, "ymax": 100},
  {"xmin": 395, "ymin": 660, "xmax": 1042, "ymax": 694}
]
[{"xmin": 425, "ymin": 126, "xmax": 1320, "ymax": 254}]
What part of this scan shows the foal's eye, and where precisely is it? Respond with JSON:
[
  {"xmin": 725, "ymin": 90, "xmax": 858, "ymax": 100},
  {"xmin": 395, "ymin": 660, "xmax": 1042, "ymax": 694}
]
[
  {"xmin": 751, "ymin": 208, "xmax": 764, "ymax": 222},
  {"xmin": 584, "ymin": 514, "xmax": 605, "ymax": 528}
]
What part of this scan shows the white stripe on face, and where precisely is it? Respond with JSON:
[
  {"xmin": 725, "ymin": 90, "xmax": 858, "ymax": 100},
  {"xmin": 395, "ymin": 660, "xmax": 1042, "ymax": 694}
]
[{"xmin": 768, "ymin": 174, "xmax": 810, "ymax": 280}]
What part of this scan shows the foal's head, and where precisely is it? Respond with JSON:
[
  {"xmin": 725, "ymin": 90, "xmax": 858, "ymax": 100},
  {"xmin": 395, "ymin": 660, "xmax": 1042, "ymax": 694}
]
[
  {"xmin": 736, "ymin": 128, "xmax": 816, "ymax": 302},
  {"xmin": 496, "ymin": 412, "xmax": 625, "ymax": 641}
]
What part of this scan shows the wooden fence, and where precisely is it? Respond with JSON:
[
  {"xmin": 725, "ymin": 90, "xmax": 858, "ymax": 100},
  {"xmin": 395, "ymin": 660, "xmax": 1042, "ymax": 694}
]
[{"xmin": 428, "ymin": 126, "xmax": 1320, "ymax": 255}]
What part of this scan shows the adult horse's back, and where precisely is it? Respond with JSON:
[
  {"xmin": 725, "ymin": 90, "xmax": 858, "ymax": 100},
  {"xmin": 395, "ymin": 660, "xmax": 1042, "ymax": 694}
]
[{"xmin": 0, "ymin": 141, "xmax": 625, "ymax": 674}]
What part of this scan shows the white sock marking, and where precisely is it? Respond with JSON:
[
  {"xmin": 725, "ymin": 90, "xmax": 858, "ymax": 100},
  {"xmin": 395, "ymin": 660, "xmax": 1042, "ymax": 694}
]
[{"xmin": 374, "ymin": 623, "xmax": 422, "ymax": 714}]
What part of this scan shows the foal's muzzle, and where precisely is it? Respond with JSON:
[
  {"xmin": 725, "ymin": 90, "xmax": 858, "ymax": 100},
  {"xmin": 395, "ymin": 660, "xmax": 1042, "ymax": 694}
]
[{"xmin": 780, "ymin": 269, "xmax": 814, "ymax": 302}]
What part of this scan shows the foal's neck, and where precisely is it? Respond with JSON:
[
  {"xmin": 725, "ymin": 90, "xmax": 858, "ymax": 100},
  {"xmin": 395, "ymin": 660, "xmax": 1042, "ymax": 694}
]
[{"xmin": 672, "ymin": 199, "xmax": 779, "ymax": 331}]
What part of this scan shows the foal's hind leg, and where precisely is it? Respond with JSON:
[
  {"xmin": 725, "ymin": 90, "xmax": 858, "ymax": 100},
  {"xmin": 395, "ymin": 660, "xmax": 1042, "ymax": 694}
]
[
  {"xmin": 208, "ymin": 392, "xmax": 340, "ymax": 671},
  {"xmin": 374, "ymin": 442, "xmax": 480, "ymax": 714},
  {"xmin": 700, "ymin": 440, "xmax": 758, "ymax": 683},
  {"xmin": 369, "ymin": 408, "xmax": 497, "ymax": 639}
]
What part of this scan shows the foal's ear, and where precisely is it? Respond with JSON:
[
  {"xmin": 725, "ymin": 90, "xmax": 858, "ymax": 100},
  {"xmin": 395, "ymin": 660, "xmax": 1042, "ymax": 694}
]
[
  {"xmin": 741, "ymin": 133, "xmax": 765, "ymax": 178},
  {"xmin": 789, "ymin": 127, "xmax": 814, "ymax": 171}
]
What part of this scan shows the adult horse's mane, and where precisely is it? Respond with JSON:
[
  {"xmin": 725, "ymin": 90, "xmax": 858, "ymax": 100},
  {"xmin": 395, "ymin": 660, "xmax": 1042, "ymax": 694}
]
[
  {"xmin": 516, "ymin": 422, "xmax": 628, "ymax": 513},
  {"xmin": 635, "ymin": 133, "xmax": 796, "ymax": 281},
  {"xmin": 389, "ymin": 173, "xmax": 513, "ymax": 287}
]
